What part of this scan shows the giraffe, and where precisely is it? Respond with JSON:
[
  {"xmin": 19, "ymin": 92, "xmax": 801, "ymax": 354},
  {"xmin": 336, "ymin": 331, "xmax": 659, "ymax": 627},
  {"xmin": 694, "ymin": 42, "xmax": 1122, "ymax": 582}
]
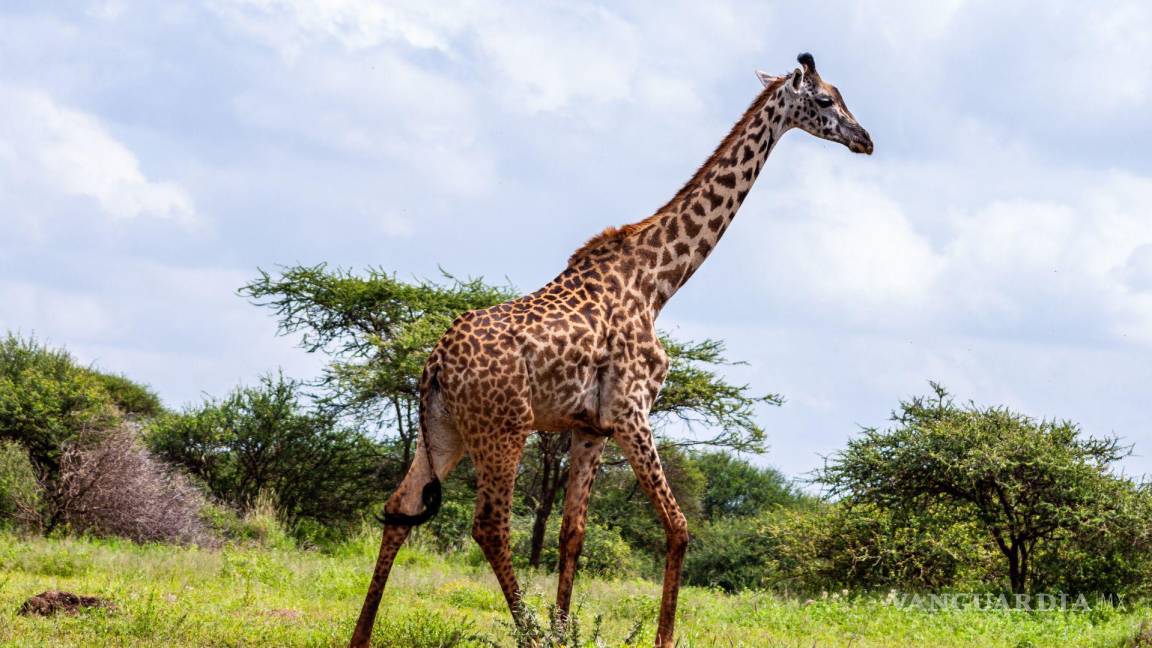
[{"xmin": 349, "ymin": 53, "xmax": 872, "ymax": 648}]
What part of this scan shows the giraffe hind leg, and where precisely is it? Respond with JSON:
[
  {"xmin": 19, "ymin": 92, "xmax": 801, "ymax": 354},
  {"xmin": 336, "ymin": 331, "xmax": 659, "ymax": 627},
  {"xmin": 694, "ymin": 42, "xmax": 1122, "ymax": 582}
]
[
  {"xmin": 349, "ymin": 410, "xmax": 464, "ymax": 648},
  {"xmin": 348, "ymin": 524, "xmax": 410, "ymax": 648}
]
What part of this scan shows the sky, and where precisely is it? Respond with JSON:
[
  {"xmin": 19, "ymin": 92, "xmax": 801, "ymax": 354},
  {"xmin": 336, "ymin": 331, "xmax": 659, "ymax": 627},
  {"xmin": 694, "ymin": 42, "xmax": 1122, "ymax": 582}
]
[{"xmin": 2, "ymin": 1, "xmax": 1151, "ymax": 482}]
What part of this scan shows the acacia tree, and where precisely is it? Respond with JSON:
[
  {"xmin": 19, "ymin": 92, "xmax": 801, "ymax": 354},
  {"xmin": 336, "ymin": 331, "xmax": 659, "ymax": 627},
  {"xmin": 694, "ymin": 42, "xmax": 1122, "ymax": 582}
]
[
  {"xmin": 819, "ymin": 383, "xmax": 1133, "ymax": 593},
  {"xmin": 241, "ymin": 265, "xmax": 781, "ymax": 563}
]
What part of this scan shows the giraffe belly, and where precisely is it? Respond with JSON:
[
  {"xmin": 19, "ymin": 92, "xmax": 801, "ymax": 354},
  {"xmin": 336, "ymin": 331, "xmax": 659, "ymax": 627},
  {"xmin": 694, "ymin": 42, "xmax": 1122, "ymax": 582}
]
[{"xmin": 527, "ymin": 361, "xmax": 602, "ymax": 433}]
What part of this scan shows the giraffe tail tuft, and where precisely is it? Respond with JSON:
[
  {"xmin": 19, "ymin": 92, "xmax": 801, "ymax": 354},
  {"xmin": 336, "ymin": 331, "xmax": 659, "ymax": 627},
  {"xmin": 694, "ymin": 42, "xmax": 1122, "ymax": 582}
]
[{"xmin": 376, "ymin": 477, "xmax": 442, "ymax": 527}]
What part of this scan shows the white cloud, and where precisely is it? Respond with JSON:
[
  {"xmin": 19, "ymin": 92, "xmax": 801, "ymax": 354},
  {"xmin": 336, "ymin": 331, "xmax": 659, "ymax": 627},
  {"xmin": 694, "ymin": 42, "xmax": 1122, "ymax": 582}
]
[
  {"xmin": 674, "ymin": 317, "xmax": 1152, "ymax": 480},
  {"xmin": 468, "ymin": 4, "xmax": 639, "ymax": 113},
  {"xmin": 208, "ymin": 0, "xmax": 768, "ymax": 115},
  {"xmin": 0, "ymin": 261, "xmax": 324, "ymax": 407},
  {"xmin": 207, "ymin": 0, "xmax": 461, "ymax": 57},
  {"xmin": 0, "ymin": 280, "xmax": 117, "ymax": 343},
  {"xmin": 756, "ymin": 149, "xmax": 945, "ymax": 317},
  {"xmin": 1032, "ymin": 0, "xmax": 1152, "ymax": 116},
  {"xmin": 1122, "ymin": 244, "xmax": 1152, "ymax": 292},
  {"xmin": 378, "ymin": 214, "xmax": 413, "ymax": 238},
  {"xmin": 855, "ymin": 0, "xmax": 971, "ymax": 54},
  {"xmin": 734, "ymin": 135, "xmax": 1152, "ymax": 350},
  {"xmin": 0, "ymin": 85, "xmax": 195, "ymax": 225},
  {"xmin": 941, "ymin": 172, "xmax": 1152, "ymax": 344},
  {"xmin": 215, "ymin": 4, "xmax": 498, "ymax": 197}
]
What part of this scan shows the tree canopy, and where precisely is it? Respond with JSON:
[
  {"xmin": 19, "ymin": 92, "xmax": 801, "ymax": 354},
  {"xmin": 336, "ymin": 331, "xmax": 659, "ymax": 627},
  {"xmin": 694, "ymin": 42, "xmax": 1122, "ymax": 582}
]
[
  {"xmin": 819, "ymin": 382, "xmax": 1138, "ymax": 593},
  {"xmin": 147, "ymin": 373, "xmax": 386, "ymax": 531}
]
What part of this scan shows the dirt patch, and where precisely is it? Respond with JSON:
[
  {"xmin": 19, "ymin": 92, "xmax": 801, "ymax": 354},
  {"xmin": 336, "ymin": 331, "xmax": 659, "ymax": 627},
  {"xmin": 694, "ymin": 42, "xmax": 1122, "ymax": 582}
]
[
  {"xmin": 263, "ymin": 608, "xmax": 301, "ymax": 621},
  {"xmin": 17, "ymin": 590, "xmax": 115, "ymax": 616}
]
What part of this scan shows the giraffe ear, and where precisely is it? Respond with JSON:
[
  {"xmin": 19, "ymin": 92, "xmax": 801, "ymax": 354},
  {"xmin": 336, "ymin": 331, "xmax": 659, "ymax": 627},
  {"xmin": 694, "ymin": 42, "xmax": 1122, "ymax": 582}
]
[
  {"xmin": 755, "ymin": 70, "xmax": 781, "ymax": 88},
  {"xmin": 789, "ymin": 67, "xmax": 805, "ymax": 91}
]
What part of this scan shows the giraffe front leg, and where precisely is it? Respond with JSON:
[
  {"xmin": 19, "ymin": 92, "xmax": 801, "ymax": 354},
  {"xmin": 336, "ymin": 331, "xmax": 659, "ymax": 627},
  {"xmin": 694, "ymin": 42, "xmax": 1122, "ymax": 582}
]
[
  {"xmin": 555, "ymin": 430, "xmax": 608, "ymax": 621},
  {"xmin": 614, "ymin": 417, "xmax": 688, "ymax": 648}
]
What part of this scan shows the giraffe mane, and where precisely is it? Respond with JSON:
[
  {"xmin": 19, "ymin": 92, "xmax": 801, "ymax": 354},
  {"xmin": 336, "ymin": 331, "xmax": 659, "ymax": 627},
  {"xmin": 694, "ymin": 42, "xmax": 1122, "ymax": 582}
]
[{"xmin": 566, "ymin": 76, "xmax": 786, "ymax": 268}]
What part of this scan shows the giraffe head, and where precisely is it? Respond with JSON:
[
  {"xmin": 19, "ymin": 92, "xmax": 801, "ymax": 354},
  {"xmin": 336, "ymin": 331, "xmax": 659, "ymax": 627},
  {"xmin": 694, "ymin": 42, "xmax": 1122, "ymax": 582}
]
[{"xmin": 756, "ymin": 53, "xmax": 873, "ymax": 155}]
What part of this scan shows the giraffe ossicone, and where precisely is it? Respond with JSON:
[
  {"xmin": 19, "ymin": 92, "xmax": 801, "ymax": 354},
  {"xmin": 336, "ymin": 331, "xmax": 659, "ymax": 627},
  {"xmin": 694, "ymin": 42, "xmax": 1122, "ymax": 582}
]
[{"xmin": 349, "ymin": 52, "xmax": 872, "ymax": 648}]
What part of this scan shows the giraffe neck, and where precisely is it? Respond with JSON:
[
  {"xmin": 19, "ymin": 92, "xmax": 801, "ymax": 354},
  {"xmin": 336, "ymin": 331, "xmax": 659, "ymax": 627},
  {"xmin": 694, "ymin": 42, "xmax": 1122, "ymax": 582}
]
[{"xmin": 637, "ymin": 83, "xmax": 792, "ymax": 312}]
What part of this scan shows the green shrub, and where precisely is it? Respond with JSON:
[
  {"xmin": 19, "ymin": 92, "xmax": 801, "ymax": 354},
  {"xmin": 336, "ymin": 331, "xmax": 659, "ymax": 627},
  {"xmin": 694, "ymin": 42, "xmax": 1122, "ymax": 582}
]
[
  {"xmin": 818, "ymin": 383, "xmax": 1138, "ymax": 594},
  {"xmin": 146, "ymin": 373, "xmax": 386, "ymax": 535},
  {"xmin": 694, "ymin": 451, "xmax": 802, "ymax": 519},
  {"xmin": 84, "ymin": 371, "xmax": 164, "ymax": 418},
  {"xmin": 1032, "ymin": 481, "xmax": 1152, "ymax": 597},
  {"xmin": 569, "ymin": 521, "xmax": 643, "ymax": 577},
  {"xmin": 509, "ymin": 514, "xmax": 643, "ymax": 578},
  {"xmin": 200, "ymin": 493, "xmax": 293, "ymax": 549},
  {"xmin": 0, "ymin": 439, "xmax": 41, "ymax": 531},
  {"xmin": 199, "ymin": 501, "xmax": 248, "ymax": 540},
  {"xmin": 0, "ymin": 334, "xmax": 118, "ymax": 481},
  {"xmin": 684, "ymin": 514, "xmax": 771, "ymax": 592},
  {"xmin": 509, "ymin": 602, "xmax": 610, "ymax": 648},
  {"xmin": 685, "ymin": 503, "xmax": 991, "ymax": 594},
  {"xmin": 371, "ymin": 610, "xmax": 489, "ymax": 647},
  {"xmin": 240, "ymin": 492, "xmax": 295, "ymax": 550}
]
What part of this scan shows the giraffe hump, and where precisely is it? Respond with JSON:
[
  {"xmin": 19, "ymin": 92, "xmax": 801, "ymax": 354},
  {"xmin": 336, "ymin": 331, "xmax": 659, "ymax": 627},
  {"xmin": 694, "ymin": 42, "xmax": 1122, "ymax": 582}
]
[
  {"xmin": 567, "ymin": 219, "xmax": 659, "ymax": 267},
  {"xmin": 568, "ymin": 226, "xmax": 619, "ymax": 266}
]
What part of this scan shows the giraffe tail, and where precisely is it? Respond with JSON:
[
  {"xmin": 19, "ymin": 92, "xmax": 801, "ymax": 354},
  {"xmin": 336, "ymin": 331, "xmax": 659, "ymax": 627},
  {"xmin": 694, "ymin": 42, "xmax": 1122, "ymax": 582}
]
[
  {"xmin": 375, "ymin": 362, "xmax": 444, "ymax": 527},
  {"xmin": 376, "ymin": 478, "xmax": 441, "ymax": 527}
]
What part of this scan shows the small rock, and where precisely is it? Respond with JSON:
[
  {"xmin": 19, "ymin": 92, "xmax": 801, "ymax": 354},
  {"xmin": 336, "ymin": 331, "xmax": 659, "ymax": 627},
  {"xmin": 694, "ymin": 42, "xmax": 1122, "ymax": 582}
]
[{"xmin": 18, "ymin": 590, "xmax": 115, "ymax": 616}]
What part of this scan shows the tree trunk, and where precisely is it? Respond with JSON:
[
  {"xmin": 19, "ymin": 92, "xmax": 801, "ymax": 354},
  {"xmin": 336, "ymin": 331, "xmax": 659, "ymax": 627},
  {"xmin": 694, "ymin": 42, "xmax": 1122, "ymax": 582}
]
[
  {"xmin": 1006, "ymin": 542, "xmax": 1024, "ymax": 594},
  {"xmin": 990, "ymin": 528, "xmax": 1026, "ymax": 594},
  {"xmin": 528, "ymin": 432, "xmax": 570, "ymax": 567},
  {"xmin": 394, "ymin": 398, "xmax": 411, "ymax": 469},
  {"xmin": 1018, "ymin": 540, "xmax": 1030, "ymax": 594}
]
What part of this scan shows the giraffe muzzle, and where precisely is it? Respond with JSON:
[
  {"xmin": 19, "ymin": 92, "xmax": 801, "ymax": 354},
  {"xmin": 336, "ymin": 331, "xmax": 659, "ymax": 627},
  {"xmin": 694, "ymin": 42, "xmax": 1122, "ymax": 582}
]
[{"xmin": 846, "ymin": 126, "xmax": 873, "ymax": 155}]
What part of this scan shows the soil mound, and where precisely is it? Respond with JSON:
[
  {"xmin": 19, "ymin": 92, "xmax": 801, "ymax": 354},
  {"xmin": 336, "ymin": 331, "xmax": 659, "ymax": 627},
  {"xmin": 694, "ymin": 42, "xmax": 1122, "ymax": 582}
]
[{"xmin": 17, "ymin": 590, "xmax": 115, "ymax": 616}]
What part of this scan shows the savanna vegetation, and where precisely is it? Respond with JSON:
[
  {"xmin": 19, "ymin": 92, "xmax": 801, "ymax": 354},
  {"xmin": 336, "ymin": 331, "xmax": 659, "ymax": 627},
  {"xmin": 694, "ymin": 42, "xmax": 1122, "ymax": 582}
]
[
  {"xmin": 2, "ymin": 265, "xmax": 1151, "ymax": 647},
  {"xmin": 4, "ymin": 532, "xmax": 1151, "ymax": 647}
]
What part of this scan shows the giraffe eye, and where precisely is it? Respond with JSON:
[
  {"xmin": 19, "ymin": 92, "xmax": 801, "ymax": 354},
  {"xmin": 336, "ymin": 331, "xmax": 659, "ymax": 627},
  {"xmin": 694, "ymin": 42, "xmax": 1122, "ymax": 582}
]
[{"xmin": 815, "ymin": 97, "xmax": 834, "ymax": 109}]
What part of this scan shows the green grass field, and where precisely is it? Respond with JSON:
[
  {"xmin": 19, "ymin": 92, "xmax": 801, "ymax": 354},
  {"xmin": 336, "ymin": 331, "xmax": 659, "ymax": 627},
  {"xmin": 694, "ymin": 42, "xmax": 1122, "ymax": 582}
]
[{"xmin": 0, "ymin": 532, "xmax": 1148, "ymax": 647}]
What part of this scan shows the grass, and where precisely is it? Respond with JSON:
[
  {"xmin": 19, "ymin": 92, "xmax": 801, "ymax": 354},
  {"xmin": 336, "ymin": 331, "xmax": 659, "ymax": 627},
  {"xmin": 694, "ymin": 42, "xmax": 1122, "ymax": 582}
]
[{"xmin": 0, "ymin": 531, "xmax": 1148, "ymax": 647}]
